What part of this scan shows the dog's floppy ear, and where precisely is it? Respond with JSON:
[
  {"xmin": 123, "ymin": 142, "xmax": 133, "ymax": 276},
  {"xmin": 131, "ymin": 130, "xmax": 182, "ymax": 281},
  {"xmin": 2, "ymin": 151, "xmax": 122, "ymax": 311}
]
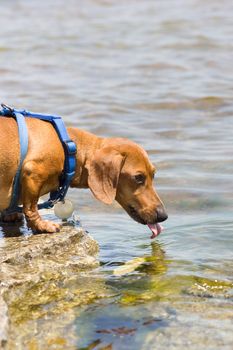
[{"xmin": 87, "ymin": 147, "xmax": 125, "ymax": 204}]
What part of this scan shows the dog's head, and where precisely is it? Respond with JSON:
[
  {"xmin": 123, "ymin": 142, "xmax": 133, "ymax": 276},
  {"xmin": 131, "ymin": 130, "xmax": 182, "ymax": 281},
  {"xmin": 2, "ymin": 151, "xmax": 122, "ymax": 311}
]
[{"xmin": 86, "ymin": 139, "xmax": 168, "ymax": 238}]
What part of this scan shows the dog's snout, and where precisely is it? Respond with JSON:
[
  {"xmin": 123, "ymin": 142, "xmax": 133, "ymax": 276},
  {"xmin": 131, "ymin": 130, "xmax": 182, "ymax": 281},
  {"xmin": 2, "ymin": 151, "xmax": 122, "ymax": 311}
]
[{"xmin": 156, "ymin": 205, "xmax": 168, "ymax": 222}]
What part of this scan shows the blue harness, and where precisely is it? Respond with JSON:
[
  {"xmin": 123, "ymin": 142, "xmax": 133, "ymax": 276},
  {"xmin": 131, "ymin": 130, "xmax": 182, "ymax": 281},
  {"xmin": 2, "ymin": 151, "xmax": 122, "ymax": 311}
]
[{"xmin": 0, "ymin": 104, "xmax": 77, "ymax": 213}]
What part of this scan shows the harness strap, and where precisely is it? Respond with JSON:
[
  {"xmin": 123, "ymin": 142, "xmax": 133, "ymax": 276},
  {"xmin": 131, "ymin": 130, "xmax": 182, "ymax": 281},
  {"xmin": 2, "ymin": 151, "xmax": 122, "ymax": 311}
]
[
  {"xmin": 8, "ymin": 112, "xmax": 29, "ymax": 212},
  {"xmin": 38, "ymin": 117, "xmax": 77, "ymax": 209},
  {"xmin": 0, "ymin": 104, "xmax": 77, "ymax": 212}
]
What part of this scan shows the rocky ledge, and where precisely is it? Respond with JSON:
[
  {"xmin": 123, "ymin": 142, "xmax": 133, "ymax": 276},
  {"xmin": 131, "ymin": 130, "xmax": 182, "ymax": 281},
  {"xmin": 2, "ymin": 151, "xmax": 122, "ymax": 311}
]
[{"xmin": 0, "ymin": 215, "xmax": 99, "ymax": 349}]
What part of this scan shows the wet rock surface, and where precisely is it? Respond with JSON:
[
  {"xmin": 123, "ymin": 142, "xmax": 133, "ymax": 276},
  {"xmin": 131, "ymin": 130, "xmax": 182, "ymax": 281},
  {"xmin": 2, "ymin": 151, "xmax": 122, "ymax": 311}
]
[
  {"xmin": 0, "ymin": 297, "xmax": 8, "ymax": 350},
  {"xmin": 0, "ymin": 217, "xmax": 99, "ymax": 349}
]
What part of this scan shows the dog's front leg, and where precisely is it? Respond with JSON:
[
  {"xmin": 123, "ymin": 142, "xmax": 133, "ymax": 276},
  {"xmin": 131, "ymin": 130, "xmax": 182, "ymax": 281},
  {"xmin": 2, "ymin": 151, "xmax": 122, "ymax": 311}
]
[{"xmin": 22, "ymin": 162, "xmax": 60, "ymax": 233}]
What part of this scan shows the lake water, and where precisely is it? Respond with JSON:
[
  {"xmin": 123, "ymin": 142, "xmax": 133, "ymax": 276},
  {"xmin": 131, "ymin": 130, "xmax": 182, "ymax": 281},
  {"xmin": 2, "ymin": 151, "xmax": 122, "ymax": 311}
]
[{"xmin": 0, "ymin": 0, "xmax": 233, "ymax": 349}]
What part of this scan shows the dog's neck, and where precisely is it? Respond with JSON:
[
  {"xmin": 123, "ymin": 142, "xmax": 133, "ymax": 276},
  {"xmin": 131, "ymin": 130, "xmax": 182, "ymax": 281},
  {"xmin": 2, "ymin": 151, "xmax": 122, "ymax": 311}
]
[{"xmin": 67, "ymin": 127, "xmax": 103, "ymax": 188}]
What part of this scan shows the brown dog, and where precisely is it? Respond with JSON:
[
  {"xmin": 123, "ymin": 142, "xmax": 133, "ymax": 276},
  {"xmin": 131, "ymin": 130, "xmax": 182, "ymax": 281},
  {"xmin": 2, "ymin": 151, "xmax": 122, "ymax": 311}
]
[{"xmin": 0, "ymin": 117, "xmax": 168, "ymax": 237}]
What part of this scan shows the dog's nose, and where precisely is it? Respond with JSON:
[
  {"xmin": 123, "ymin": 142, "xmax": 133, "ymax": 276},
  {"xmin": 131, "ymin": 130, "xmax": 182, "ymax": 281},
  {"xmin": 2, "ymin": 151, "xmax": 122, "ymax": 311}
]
[{"xmin": 156, "ymin": 205, "xmax": 168, "ymax": 222}]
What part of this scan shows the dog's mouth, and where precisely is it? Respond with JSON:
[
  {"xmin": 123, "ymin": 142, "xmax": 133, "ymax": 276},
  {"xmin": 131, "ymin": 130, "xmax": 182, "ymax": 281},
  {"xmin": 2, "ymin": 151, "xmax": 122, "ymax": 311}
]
[
  {"xmin": 128, "ymin": 206, "xmax": 164, "ymax": 239},
  {"xmin": 129, "ymin": 205, "xmax": 146, "ymax": 224}
]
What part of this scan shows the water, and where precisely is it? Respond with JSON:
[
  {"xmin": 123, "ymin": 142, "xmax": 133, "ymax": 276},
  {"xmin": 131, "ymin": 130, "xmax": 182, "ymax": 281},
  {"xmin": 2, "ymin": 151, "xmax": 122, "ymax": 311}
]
[{"xmin": 0, "ymin": 0, "xmax": 233, "ymax": 349}]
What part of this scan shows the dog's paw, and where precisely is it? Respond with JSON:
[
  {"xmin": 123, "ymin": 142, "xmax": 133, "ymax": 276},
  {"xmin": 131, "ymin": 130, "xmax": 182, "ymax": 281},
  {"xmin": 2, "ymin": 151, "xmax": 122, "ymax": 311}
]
[
  {"xmin": 32, "ymin": 220, "xmax": 60, "ymax": 233},
  {"xmin": 1, "ymin": 212, "xmax": 24, "ymax": 223}
]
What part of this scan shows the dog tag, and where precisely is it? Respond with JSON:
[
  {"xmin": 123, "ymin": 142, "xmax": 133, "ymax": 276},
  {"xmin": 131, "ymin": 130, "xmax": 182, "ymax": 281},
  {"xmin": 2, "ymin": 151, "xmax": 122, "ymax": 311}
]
[{"xmin": 54, "ymin": 199, "xmax": 74, "ymax": 220}]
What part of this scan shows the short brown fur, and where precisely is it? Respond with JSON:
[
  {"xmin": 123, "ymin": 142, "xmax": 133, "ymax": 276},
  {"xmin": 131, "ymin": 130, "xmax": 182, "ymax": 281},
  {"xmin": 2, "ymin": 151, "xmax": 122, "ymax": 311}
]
[{"xmin": 0, "ymin": 117, "xmax": 167, "ymax": 232}]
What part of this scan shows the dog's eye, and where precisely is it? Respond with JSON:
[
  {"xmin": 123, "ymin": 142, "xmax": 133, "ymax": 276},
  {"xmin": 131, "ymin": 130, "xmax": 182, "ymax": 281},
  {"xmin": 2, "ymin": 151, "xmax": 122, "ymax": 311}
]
[{"xmin": 134, "ymin": 174, "xmax": 145, "ymax": 185}]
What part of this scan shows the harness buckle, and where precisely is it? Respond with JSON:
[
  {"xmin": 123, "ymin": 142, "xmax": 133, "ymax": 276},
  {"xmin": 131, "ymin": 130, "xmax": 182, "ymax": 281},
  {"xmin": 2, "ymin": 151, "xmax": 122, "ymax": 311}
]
[
  {"xmin": 63, "ymin": 140, "xmax": 77, "ymax": 155},
  {"xmin": 1, "ymin": 103, "xmax": 14, "ymax": 113}
]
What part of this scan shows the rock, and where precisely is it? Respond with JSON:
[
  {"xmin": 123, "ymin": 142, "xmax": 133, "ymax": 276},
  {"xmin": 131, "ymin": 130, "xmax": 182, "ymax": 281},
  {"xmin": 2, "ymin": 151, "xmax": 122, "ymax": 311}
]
[
  {"xmin": 0, "ymin": 214, "xmax": 99, "ymax": 348},
  {"xmin": 0, "ymin": 296, "xmax": 8, "ymax": 350},
  {"xmin": 0, "ymin": 218, "xmax": 99, "ymax": 288}
]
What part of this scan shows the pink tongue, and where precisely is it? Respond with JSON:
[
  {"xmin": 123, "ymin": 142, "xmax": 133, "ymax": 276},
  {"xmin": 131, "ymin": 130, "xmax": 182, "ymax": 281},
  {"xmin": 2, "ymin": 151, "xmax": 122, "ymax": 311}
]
[{"xmin": 147, "ymin": 223, "xmax": 164, "ymax": 239}]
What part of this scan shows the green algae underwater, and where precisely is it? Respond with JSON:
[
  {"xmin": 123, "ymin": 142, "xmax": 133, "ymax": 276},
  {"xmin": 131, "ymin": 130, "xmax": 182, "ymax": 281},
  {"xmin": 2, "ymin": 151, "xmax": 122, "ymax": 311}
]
[{"xmin": 2, "ymin": 214, "xmax": 233, "ymax": 350}]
